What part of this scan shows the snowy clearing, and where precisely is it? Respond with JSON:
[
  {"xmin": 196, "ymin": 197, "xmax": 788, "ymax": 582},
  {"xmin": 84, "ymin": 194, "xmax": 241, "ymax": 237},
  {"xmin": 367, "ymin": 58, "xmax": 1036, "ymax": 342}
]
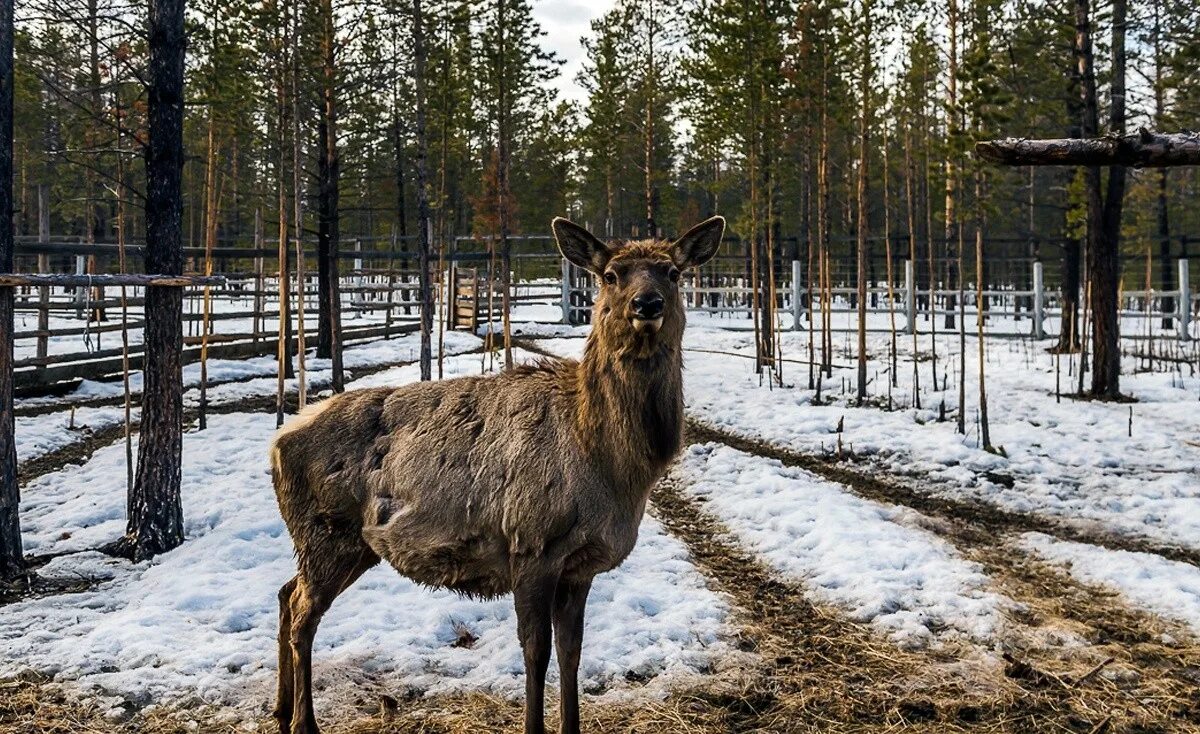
[{"xmin": 531, "ymin": 322, "xmax": 1200, "ymax": 553}]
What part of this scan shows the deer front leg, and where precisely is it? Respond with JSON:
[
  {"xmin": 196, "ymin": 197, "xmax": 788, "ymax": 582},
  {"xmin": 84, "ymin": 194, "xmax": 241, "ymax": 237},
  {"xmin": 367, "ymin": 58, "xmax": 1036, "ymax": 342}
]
[
  {"xmin": 553, "ymin": 576, "xmax": 592, "ymax": 734},
  {"xmin": 513, "ymin": 564, "xmax": 557, "ymax": 734}
]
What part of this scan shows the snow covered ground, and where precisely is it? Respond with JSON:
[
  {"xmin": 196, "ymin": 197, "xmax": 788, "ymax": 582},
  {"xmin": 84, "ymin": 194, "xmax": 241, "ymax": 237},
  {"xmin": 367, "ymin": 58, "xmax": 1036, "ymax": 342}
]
[
  {"xmin": 2, "ymin": 348, "xmax": 733, "ymax": 715},
  {"xmin": 674, "ymin": 443, "xmax": 1005, "ymax": 649},
  {"xmin": 5, "ymin": 295, "xmax": 1200, "ymax": 725},
  {"xmin": 1021, "ymin": 533, "xmax": 1200, "ymax": 636},
  {"xmin": 524, "ymin": 316, "xmax": 1200, "ymax": 641},
  {"xmin": 11, "ymin": 330, "xmax": 485, "ymax": 465}
]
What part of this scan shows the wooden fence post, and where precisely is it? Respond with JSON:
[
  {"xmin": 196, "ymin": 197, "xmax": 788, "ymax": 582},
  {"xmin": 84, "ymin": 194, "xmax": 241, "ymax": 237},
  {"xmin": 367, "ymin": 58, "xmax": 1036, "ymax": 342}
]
[
  {"xmin": 1033, "ymin": 261, "xmax": 1045, "ymax": 339},
  {"xmin": 791, "ymin": 260, "xmax": 802, "ymax": 331},
  {"xmin": 1179, "ymin": 259, "xmax": 1191, "ymax": 341},
  {"xmin": 904, "ymin": 259, "xmax": 915, "ymax": 335},
  {"xmin": 73, "ymin": 253, "xmax": 85, "ymax": 320},
  {"xmin": 561, "ymin": 258, "xmax": 571, "ymax": 325},
  {"xmin": 252, "ymin": 208, "xmax": 263, "ymax": 345}
]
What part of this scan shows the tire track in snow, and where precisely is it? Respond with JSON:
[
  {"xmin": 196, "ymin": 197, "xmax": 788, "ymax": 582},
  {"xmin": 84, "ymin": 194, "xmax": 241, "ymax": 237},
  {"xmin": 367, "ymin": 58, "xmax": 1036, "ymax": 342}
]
[
  {"xmin": 676, "ymin": 423, "xmax": 1200, "ymax": 731},
  {"xmin": 687, "ymin": 418, "xmax": 1200, "ymax": 569},
  {"xmin": 646, "ymin": 472, "xmax": 1165, "ymax": 731}
]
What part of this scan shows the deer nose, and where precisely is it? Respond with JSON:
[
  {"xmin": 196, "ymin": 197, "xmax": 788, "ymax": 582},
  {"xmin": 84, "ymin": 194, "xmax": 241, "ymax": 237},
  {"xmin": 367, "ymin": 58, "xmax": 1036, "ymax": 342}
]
[{"xmin": 632, "ymin": 293, "xmax": 664, "ymax": 320}]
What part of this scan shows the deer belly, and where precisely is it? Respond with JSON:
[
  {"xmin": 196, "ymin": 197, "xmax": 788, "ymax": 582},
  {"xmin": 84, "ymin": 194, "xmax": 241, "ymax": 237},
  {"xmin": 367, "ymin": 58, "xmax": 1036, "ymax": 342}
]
[
  {"xmin": 563, "ymin": 523, "xmax": 641, "ymax": 580},
  {"xmin": 361, "ymin": 497, "xmax": 511, "ymax": 600}
]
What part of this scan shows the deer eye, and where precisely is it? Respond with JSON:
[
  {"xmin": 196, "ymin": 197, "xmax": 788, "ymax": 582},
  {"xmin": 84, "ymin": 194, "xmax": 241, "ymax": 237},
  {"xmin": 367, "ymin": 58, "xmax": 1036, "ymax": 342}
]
[
  {"xmin": 668, "ymin": 267, "xmax": 680, "ymax": 283},
  {"xmin": 603, "ymin": 270, "xmax": 617, "ymax": 285}
]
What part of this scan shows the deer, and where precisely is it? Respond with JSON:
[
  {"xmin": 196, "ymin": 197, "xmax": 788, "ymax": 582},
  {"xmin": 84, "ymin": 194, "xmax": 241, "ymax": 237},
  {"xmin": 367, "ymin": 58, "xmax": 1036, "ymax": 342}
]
[{"xmin": 269, "ymin": 215, "xmax": 724, "ymax": 734}]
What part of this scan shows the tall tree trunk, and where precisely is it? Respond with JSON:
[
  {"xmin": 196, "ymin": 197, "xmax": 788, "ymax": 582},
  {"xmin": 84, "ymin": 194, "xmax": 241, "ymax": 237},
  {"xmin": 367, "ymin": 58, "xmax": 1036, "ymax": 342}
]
[
  {"xmin": 904, "ymin": 123, "xmax": 921, "ymax": 406},
  {"xmin": 975, "ymin": 166, "xmax": 991, "ymax": 448},
  {"xmin": 199, "ymin": 37, "xmax": 220, "ymax": 430},
  {"xmin": 643, "ymin": 0, "xmax": 656, "ymax": 237},
  {"xmin": 1075, "ymin": 0, "xmax": 1124, "ymax": 396},
  {"xmin": 1153, "ymin": 0, "xmax": 1172, "ymax": 328},
  {"xmin": 413, "ymin": 0, "xmax": 433, "ymax": 381},
  {"xmin": 922, "ymin": 71, "xmax": 938, "ymax": 388},
  {"xmin": 1090, "ymin": 0, "xmax": 1125, "ymax": 397},
  {"xmin": 87, "ymin": 0, "xmax": 107, "ymax": 321},
  {"xmin": 497, "ymin": 0, "xmax": 513, "ymax": 368},
  {"xmin": 316, "ymin": 0, "xmax": 344, "ymax": 389},
  {"xmin": 291, "ymin": 3, "xmax": 305, "ymax": 395},
  {"xmin": 855, "ymin": 1, "xmax": 871, "ymax": 404},
  {"xmin": 121, "ymin": 0, "xmax": 186, "ymax": 561},
  {"xmin": 0, "ymin": 0, "xmax": 23, "ymax": 582},
  {"xmin": 943, "ymin": 0, "xmax": 959, "ymax": 331},
  {"xmin": 1056, "ymin": 41, "xmax": 1086, "ymax": 353}
]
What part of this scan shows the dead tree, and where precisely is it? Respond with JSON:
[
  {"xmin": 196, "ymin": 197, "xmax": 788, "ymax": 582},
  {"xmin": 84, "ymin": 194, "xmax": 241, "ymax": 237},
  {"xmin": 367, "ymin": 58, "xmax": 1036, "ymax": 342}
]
[{"xmin": 975, "ymin": 131, "xmax": 1200, "ymax": 167}]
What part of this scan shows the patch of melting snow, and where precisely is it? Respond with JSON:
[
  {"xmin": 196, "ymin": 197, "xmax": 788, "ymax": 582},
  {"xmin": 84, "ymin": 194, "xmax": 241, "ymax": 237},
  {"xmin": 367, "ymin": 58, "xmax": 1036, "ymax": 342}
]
[
  {"xmin": 1020, "ymin": 533, "xmax": 1200, "ymax": 636},
  {"xmin": 674, "ymin": 443, "xmax": 1007, "ymax": 649}
]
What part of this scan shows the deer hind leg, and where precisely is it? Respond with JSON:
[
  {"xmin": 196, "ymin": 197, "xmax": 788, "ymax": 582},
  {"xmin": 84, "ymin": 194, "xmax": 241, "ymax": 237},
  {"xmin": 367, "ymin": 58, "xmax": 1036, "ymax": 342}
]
[
  {"xmin": 288, "ymin": 545, "xmax": 379, "ymax": 734},
  {"xmin": 273, "ymin": 576, "xmax": 299, "ymax": 733},
  {"xmin": 552, "ymin": 577, "xmax": 593, "ymax": 734}
]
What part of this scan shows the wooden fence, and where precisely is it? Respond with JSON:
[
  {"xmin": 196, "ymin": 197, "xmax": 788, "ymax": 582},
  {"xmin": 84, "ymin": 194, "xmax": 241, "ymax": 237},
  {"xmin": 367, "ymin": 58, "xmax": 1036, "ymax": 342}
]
[
  {"xmin": 563, "ymin": 258, "xmax": 1197, "ymax": 341},
  {"xmin": 13, "ymin": 232, "xmax": 1197, "ymax": 393}
]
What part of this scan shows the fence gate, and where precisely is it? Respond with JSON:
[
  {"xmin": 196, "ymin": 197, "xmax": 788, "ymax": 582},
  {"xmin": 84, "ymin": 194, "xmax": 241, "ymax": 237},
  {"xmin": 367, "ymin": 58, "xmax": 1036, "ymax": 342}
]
[
  {"xmin": 561, "ymin": 260, "xmax": 594, "ymax": 325},
  {"xmin": 450, "ymin": 266, "xmax": 481, "ymax": 331}
]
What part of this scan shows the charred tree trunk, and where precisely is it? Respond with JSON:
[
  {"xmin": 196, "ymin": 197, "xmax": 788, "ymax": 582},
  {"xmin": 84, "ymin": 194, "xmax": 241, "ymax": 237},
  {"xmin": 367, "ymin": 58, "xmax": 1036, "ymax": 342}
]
[
  {"xmin": 0, "ymin": 0, "xmax": 23, "ymax": 582},
  {"xmin": 316, "ymin": 0, "xmax": 344, "ymax": 390},
  {"xmin": 1158, "ymin": 169, "xmax": 1172, "ymax": 328},
  {"xmin": 119, "ymin": 0, "xmax": 186, "ymax": 561}
]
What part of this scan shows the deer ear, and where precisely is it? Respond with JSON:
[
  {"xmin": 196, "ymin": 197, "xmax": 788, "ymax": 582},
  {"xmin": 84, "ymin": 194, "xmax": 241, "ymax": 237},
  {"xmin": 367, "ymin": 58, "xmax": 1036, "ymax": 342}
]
[
  {"xmin": 553, "ymin": 217, "xmax": 611, "ymax": 274},
  {"xmin": 672, "ymin": 216, "xmax": 725, "ymax": 269}
]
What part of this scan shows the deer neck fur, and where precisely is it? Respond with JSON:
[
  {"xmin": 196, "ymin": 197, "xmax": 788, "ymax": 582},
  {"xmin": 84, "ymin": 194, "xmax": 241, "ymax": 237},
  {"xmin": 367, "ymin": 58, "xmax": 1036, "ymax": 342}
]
[{"xmin": 570, "ymin": 323, "xmax": 684, "ymax": 494}]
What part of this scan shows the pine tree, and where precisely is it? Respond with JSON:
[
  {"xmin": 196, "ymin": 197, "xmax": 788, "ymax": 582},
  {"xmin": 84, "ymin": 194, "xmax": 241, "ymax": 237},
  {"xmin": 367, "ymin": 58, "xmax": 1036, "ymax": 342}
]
[
  {"xmin": 0, "ymin": 0, "xmax": 22, "ymax": 582},
  {"xmin": 116, "ymin": 0, "xmax": 187, "ymax": 562}
]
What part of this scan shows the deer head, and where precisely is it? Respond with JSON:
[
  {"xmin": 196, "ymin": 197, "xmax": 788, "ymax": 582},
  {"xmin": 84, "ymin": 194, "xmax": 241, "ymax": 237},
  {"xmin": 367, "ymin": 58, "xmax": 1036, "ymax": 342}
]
[{"xmin": 553, "ymin": 216, "xmax": 725, "ymax": 359}]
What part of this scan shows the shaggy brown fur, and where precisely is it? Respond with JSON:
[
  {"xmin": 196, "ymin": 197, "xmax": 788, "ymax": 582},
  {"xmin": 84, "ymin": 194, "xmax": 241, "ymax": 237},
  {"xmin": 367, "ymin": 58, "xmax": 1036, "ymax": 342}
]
[{"xmin": 270, "ymin": 216, "xmax": 725, "ymax": 734}]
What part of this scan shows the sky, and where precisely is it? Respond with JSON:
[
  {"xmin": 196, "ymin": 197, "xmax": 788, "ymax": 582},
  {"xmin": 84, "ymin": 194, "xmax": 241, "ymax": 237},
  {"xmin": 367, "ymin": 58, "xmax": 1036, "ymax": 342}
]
[{"xmin": 531, "ymin": 0, "xmax": 616, "ymax": 105}]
